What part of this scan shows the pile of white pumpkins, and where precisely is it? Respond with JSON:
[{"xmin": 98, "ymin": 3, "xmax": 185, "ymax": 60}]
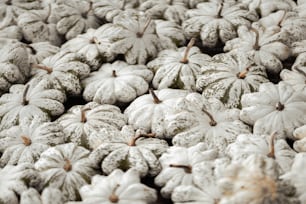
[{"xmin": 1, "ymin": 0, "xmax": 306, "ymax": 203}]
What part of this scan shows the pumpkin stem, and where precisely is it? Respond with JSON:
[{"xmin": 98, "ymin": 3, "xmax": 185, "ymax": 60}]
[
  {"xmin": 149, "ymin": 89, "xmax": 162, "ymax": 104},
  {"xmin": 82, "ymin": 1, "xmax": 92, "ymax": 18},
  {"xmin": 90, "ymin": 37, "xmax": 100, "ymax": 44},
  {"xmin": 25, "ymin": 44, "xmax": 37, "ymax": 55},
  {"xmin": 112, "ymin": 70, "xmax": 117, "ymax": 77},
  {"xmin": 136, "ymin": 17, "xmax": 151, "ymax": 38},
  {"xmin": 216, "ymin": 3, "xmax": 223, "ymax": 18},
  {"xmin": 22, "ymin": 84, "xmax": 30, "ymax": 106},
  {"xmin": 121, "ymin": 0, "xmax": 126, "ymax": 9},
  {"xmin": 32, "ymin": 64, "xmax": 53, "ymax": 74},
  {"xmin": 277, "ymin": 11, "xmax": 287, "ymax": 27},
  {"xmin": 128, "ymin": 133, "xmax": 156, "ymax": 146},
  {"xmin": 294, "ymin": 67, "xmax": 306, "ymax": 79},
  {"xmin": 202, "ymin": 108, "xmax": 217, "ymax": 126},
  {"xmin": 251, "ymin": 28, "xmax": 260, "ymax": 50},
  {"xmin": 21, "ymin": 136, "xmax": 31, "ymax": 146},
  {"xmin": 169, "ymin": 164, "xmax": 192, "ymax": 174},
  {"xmin": 180, "ymin": 38, "xmax": 196, "ymax": 64},
  {"xmin": 276, "ymin": 102, "xmax": 285, "ymax": 111},
  {"xmin": 267, "ymin": 132, "xmax": 277, "ymax": 159},
  {"xmin": 237, "ymin": 67, "xmax": 250, "ymax": 79},
  {"xmin": 109, "ymin": 184, "xmax": 120, "ymax": 203},
  {"xmin": 63, "ymin": 158, "xmax": 72, "ymax": 172},
  {"xmin": 80, "ymin": 107, "xmax": 91, "ymax": 123}
]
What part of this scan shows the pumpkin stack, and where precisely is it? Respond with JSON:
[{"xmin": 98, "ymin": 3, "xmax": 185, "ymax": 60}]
[{"xmin": 1, "ymin": 0, "xmax": 306, "ymax": 203}]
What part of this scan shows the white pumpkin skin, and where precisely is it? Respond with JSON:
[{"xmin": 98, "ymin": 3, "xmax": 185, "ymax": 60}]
[
  {"xmin": 61, "ymin": 25, "xmax": 121, "ymax": 70},
  {"xmin": 25, "ymin": 42, "xmax": 60, "ymax": 65},
  {"xmin": 79, "ymin": 169, "xmax": 157, "ymax": 204},
  {"xmin": 0, "ymin": 121, "xmax": 65, "ymax": 167},
  {"xmin": 240, "ymin": 82, "xmax": 306, "ymax": 139},
  {"xmin": 20, "ymin": 187, "xmax": 64, "ymax": 204},
  {"xmin": 35, "ymin": 143, "xmax": 97, "ymax": 201},
  {"xmin": 0, "ymin": 43, "xmax": 30, "ymax": 95},
  {"xmin": 224, "ymin": 25, "xmax": 291, "ymax": 74},
  {"xmin": 92, "ymin": 0, "xmax": 139, "ymax": 22},
  {"xmin": 56, "ymin": 102, "xmax": 127, "ymax": 149},
  {"xmin": 0, "ymin": 78, "xmax": 66, "ymax": 131},
  {"xmin": 139, "ymin": 0, "xmax": 188, "ymax": 24},
  {"xmin": 148, "ymin": 39, "xmax": 211, "ymax": 91},
  {"xmin": 31, "ymin": 50, "xmax": 90, "ymax": 95},
  {"xmin": 155, "ymin": 143, "xmax": 218, "ymax": 198},
  {"xmin": 226, "ymin": 133, "xmax": 296, "ymax": 173},
  {"xmin": 89, "ymin": 125, "xmax": 169, "ymax": 177},
  {"xmin": 109, "ymin": 12, "xmax": 162, "ymax": 64},
  {"xmin": 293, "ymin": 125, "xmax": 306, "ymax": 152},
  {"xmin": 219, "ymin": 154, "xmax": 299, "ymax": 204},
  {"xmin": 47, "ymin": 0, "xmax": 101, "ymax": 40},
  {"xmin": 0, "ymin": 163, "xmax": 42, "ymax": 204},
  {"xmin": 196, "ymin": 52, "xmax": 269, "ymax": 108},
  {"xmin": 154, "ymin": 19, "xmax": 186, "ymax": 50},
  {"xmin": 168, "ymin": 93, "xmax": 251, "ymax": 153},
  {"xmin": 280, "ymin": 66, "xmax": 306, "ymax": 93},
  {"xmin": 124, "ymin": 88, "xmax": 189, "ymax": 138},
  {"xmin": 281, "ymin": 153, "xmax": 306, "ymax": 203},
  {"xmin": 82, "ymin": 61, "xmax": 153, "ymax": 105},
  {"xmin": 0, "ymin": 25, "xmax": 23, "ymax": 40},
  {"xmin": 183, "ymin": 1, "xmax": 258, "ymax": 47},
  {"xmin": 17, "ymin": 8, "xmax": 62, "ymax": 46}
]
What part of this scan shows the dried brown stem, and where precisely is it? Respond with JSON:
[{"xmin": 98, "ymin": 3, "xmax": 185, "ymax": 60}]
[
  {"xmin": 128, "ymin": 133, "xmax": 156, "ymax": 146},
  {"xmin": 216, "ymin": 3, "xmax": 223, "ymax": 18},
  {"xmin": 180, "ymin": 38, "xmax": 196, "ymax": 64},
  {"xmin": 276, "ymin": 102, "xmax": 285, "ymax": 111},
  {"xmin": 90, "ymin": 37, "xmax": 100, "ymax": 44},
  {"xmin": 149, "ymin": 89, "xmax": 162, "ymax": 104},
  {"xmin": 251, "ymin": 28, "xmax": 260, "ymax": 50},
  {"xmin": 63, "ymin": 158, "xmax": 72, "ymax": 172},
  {"xmin": 202, "ymin": 108, "xmax": 217, "ymax": 126},
  {"xmin": 22, "ymin": 85, "xmax": 30, "ymax": 106},
  {"xmin": 136, "ymin": 18, "xmax": 151, "ymax": 38},
  {"xmin": 112, "ymin": 70, "xmax": 117, "ymax": 77},
  {"xmin": 32, "ymin": 64, "xmax": 53, "ymax": 74},
  {"xmin": 80, "ymin": 108, "xmax": 91, "ymax": 123},
  {"xmin": 267, "ymin": 132, "xmax": 277, "ymax": 159},
  {"xmin": 237, "ymin": 67, "xmax": 250, "ymax": 79},
  {"xmin": 109, "ymin": 184, "xmax": 120, "ymax": 203},
  {"xmin": 170, "ymin": 164, "xmax": 192, "ymax": 174},
  {"xmin": 21, "ymin": 136, "xmax": 31, "ymax": 146}
]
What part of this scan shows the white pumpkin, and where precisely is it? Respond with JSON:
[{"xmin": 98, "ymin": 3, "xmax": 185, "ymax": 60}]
[
  {"xmin": 82, "ymin": 61, "xmax": 153, "ymax": 105},
  {"xmin": 56, "ymin": 102, "xmax": 127, "ymax": 149},
  {"xmin": 61, "ymin": 25, "xmax": 121, "ymax": 69},
  {"xmin": 108, "ymin": 12, "xmax": 161, "ymax": 64},
  {"xmin": 31, "ymin": 50, "xmax": 90, "ymax": 95},
  {"xmin": 0, "ymin": 78, "xmax": 66, "ymax": 131},
  {"xmin": 0, "ymin": 25, "xmax": 23, "ymax": 40},
  {"xmin": 0, "ymin": 121, "xmax": 65, "ymax": 167},
  {"xmin": 169, "ymin": 93, "xmax": 251, "ymax": 153},
  {"xmin": 92, "ymin": 0, "xmax": 139, "ymax": 22},
  {"xmin": 20, "ymin": 187, "xmax": 64, "ymax": 204},
  {"xmin": 226, "ymin": 133, "xmax": 296, "ymax": 173},
  {"xmin": 171, "ymin": 157, "xmax": 230, "ymax": 204},
  {"xmin": 89, "ymin": 125, "xmax": 169, "ymax": 177},
  {"xmin": 0, "ymin": 43, "xmax": 30, "ymax": 95},
  {"xmin": 292, "ymin": 125, "xmax": 306, "ymax": 152},
  {"xmin": 124, "ymin": 88, "xmax": 189, "ymax": 138},
  {"xmin": 26, "ymin": 42, "xmax": 60, "ymax": 64},
  {"xmin": 0, "ymin": 163, "xmax": 42, "ymax": 204},
  {"xmin": 148, "ymin": 38, "xmax": 211, "ymax": 91},
  {"xmin": 183, "ymin": 1, "xmax": 258, "ymax": 47},
  {"xmin": 154, "ymin": 19, "xmax": 186, "ymax": 50},
  {"xmin": 139, "ymin": 0, "xmax": 188, "ymax": 24},
  {"xmin": 295, "ymin": 0, "xmax": 306, "ymax": 18},
  {"xmin": 281, "ymin": 153, "xmax": 306, "ymax": 203},
  {"xmin": 224, "ymin": 25, "xmax": 291, "ymax": 74},
  {"xmin": 280, "ymin": 66, "xmax": 306, "ymax": 92},
  {"xmin": 78, "ymin": 169, "xmax": 157, "ymax": 204},
  {"xmin": 242, "ymin": 0, "xmax": 296, "ymax": 17},
  {"xmin": 219, "ymin": 154, "xmax": 299, "ymax": 204},
  {"xmin": 196, "ymin": 52, "xmax": 269, "ymax": 108},
  {"xmin": 47, "ymin": 0, "xmax": 101, "ymax": 40},
  {"xmin": 155, "ymin": 143, "xmax": 218, "ymax": 198},
  {"xmin": 240, "ymin": 82, "xmax": 306, "ymax": 139},
  {"xmin": 34, "ymin": 143, "xmax": 96, "ymax": 201},
  {"xmin": 291, "ymin": 40, "xmax": 306, "ymax": 74},
  {"xmin": 17, "ymin": 8, "xmax": 62, "ymax": 46}
]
